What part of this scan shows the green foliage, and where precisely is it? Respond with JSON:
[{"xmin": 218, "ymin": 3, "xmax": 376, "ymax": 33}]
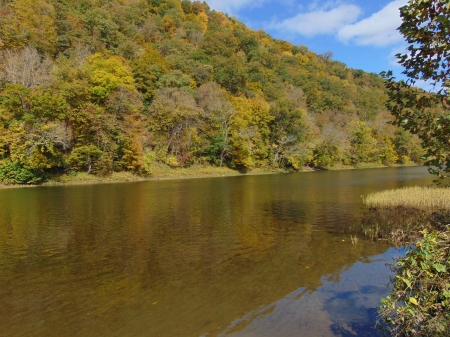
[
  {"xmin": 131, "ymin": 45, "xmax": 168, "ymax": 103},
  {"xmin": 0, "ymin": 160, "xmax": 43, "ymax": 184},
  {"xmin": 68, "ymin": 145, "xmax": 102, "ymax": 174},
  {"xmin": 381, "ymin": 0, "xmax": 450, "ymax": 183},
  {"xmin": 379, "ymin": 230, "xmax": 450, "ymax": 337},
  {"xmin": 312, "ymin": 140, "xmax": 341, "ymax": 168},
  {"xmin": 349, "ymin": 121, "xmax": 378, "ymax": 164}
]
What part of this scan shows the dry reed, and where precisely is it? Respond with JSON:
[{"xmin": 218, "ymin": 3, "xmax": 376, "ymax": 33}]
[
  {"xmin": 363, "ymin": 186, "xmax": 450, "ymax": 212},
  {"xmin": 360, "ymin": 186, "xmax": 450, "ymax": 244}
]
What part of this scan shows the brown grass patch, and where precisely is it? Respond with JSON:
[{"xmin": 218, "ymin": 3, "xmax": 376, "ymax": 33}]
[
  {"xmin": 361, "ymin": 186, "xmax": 450, "ymax": 245},
  {"xmin": 363, "ymin": 186, "xmax": 450, "ymax": 212}
]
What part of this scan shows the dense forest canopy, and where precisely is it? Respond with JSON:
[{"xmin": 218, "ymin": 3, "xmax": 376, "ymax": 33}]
[{"xmin": 0, "ymin": 0, "xmax": 423, "ymax": 183}]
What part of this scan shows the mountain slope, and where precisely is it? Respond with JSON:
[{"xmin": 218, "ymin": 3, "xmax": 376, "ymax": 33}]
[{"xmin": 0, "ymin": 0, "xmax": 422, "ymax": 183}]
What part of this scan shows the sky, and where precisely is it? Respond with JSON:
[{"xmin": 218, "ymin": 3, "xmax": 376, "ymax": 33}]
[{"xmin": 203, "ymin": 0, "xmax": 410, "ymax": 81}]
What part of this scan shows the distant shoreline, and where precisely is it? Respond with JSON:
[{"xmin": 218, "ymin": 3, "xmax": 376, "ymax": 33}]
[{"xmin": 0, "ymin": 163, "xmax": 419, "ymax": 189}]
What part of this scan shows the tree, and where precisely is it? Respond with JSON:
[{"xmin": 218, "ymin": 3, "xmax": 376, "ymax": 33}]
[
  {"xmin": 131, "ymin": 45, "xmax": 168, "ymax": 103},
  {"xmin": 230, "ymin": 96, "xmax": 273, "ymax": 169},
  {"xmin": 1, "ymin": 46, "xmax": 52, "ymax": 88},
  {"xmin": 86, "ymin": 53, "xmax": 135, "ymax": 100},
  {"xmin": 269, "ymin": 100, "xmax": 309, "ymax": 168},
  {"xmin": 349, "ymin": 121, "xmax": 378, "ymax": 164},
  {"xmin": 1, "ymin": 0, "xmax": 57, "ymax": 54},
  {"xmin": 147, "ymin": 88, "xmax": 201, "ymax": 163},
  {"xmin": 197, "ymin": 82, "xmax": 235, "ymax": 166},
  {"xmin": 381, "ymin": 0, "xmax": 450, "ymax": 183}
]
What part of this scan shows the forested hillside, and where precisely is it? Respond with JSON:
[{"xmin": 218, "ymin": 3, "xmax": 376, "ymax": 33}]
[{"xmin": 0, "ymin": 0, "xmax": 423, "ymax": 183}]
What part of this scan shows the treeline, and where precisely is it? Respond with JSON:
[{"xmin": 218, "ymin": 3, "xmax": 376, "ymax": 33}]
[{"xmin": 0, "ymin": 0, "xmax": 423, "ymax": 183}]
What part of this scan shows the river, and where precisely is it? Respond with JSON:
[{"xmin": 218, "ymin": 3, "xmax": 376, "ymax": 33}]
[{"xmin": 0, "ymin": 166, "xmax": 433, "ymax": 336}]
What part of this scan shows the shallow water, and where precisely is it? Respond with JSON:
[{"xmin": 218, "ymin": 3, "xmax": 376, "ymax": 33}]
[{"xmin": 0, "ymin": 167, "xmax": 433, "ymax": 336}]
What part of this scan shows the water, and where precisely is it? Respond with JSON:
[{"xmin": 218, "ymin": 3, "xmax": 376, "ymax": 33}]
[{"xmin": 0, "ymin": 167, "xmax": 433, "ymax": 336}]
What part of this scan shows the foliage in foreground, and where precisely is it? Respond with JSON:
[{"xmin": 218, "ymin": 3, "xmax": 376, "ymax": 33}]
[
  {"xmin": 379, "ymin": 1, "xmax": 450, "ymax": 331},
  {"xmin": 379, "ymin": 230, "xmax": 450, "ymax": 337},
  {"xmin": 381, "ymin": 0, "xmax": 450, "ymax": 184}
]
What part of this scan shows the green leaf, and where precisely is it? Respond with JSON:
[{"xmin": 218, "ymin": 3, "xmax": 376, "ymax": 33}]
[
  {"xmin": 398, "ymin": 276, "xmax": 412, "ymax": 288},
  {"xmin": 433, "ymin": 263, "xmax": 446, "ymax": 273}
]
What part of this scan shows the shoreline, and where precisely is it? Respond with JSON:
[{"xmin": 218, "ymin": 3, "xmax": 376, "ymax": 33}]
[{"xmin": 0, "ymin": 162, "xmax": 420, "ymax": 189}]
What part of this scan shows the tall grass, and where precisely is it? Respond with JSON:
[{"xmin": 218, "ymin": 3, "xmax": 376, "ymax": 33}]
[
  {"xmin": 363, "ymin": 186, "xmax": 450, "ymax": 212},
  {"xmin": 361, "ymin": 186, "xmax": 450, "ymax": 244}
]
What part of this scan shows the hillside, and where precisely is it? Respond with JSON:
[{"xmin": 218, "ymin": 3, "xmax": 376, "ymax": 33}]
[{"xmin": 0, "ymin": 0, "xmax": 423, "ymax": 184}]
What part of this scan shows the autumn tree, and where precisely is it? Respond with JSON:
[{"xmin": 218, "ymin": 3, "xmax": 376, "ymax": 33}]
[
  {"xmin": 197, "ymin": 82, "xmax": 235, "ymax": 166},
  {"xmin": 86, "ymin": 53, "xmax": 135, "ymax": 100},
  {"xmin": 147, "ymin": 87, "xmax": 201, "ymax": 165},
  {"xmin": 1, "ymin": 0, "xmax": 58, "ymax": 54},
  {"xmin": 269, "ymin": 100, "xmax": 309, "ymax": 169},
  {"xmin": 1, "ymin": 46, "xmax": 52, "ymax": 88}
]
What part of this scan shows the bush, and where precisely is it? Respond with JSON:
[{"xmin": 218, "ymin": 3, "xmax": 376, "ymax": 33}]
[
  {"xmin": 379, "ymin": 230, "xmax": 450, "ymax": 336},
  {"xmin": 0, "ymin": 161, "xmax": 43, "ymax": 184}
]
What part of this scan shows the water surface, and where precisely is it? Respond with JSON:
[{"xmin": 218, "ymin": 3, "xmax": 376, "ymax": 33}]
[{"xmin": 0, "ymin": 167, "xmax": 433, "ymax": 336}]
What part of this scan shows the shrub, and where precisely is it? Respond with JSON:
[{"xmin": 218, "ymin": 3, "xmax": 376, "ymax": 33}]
[
  {"xmin": 379, "ymin": 230, "xmax": 450, "ymax": 336},
  {"xmin": 0, "ymin": 161, "xmax": 43, "ymax": 184}
]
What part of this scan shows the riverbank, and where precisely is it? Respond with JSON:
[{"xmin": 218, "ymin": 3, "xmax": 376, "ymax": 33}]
[
  {"xmin": 0, "ymin": 165, "xmax": 290, "ymax": 189},
  {"xmin": 0, "ymin": 162, "xmax": 419, "ymax": 189}
]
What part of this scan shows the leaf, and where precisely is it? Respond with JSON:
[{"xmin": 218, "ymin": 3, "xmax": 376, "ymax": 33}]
[
  {"xmin": 409, "ymin": 297, "xmax": 419, "ymax": 306},
  {"xmin": 398, "ymin": 276, "xmax": 412, "ymax": 289},
  {"xmin": 433, "ymin": 263, "xmax": 446, "ymax": 273}
]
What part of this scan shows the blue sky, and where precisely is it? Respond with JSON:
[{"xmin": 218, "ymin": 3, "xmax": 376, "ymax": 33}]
[{"xmin": 203, "ymin": 0, "xmax": 409, "ymax": 80}]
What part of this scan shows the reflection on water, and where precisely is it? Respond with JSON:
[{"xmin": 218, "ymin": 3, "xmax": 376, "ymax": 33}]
[
  {"xmin": 0, "ymin": 167, "xmax": 432, "ymax": 337},
  {"xmin": 219, "ymin": 247, "xmax": 409, "ymax": 337}
]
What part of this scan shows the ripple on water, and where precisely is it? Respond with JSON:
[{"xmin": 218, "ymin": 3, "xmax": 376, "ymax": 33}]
[{"xmin": 0, "ymin": 166, "xmax": 433, "ymax": 337}]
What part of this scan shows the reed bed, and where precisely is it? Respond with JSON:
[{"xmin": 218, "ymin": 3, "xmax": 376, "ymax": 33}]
[
  {"xmin": 363, "ymin": 186, "xmax": 450, "ymax": 212},
  {"xmin": 360, "ymin": 186, "xmax": 450, "ymax": 244}
]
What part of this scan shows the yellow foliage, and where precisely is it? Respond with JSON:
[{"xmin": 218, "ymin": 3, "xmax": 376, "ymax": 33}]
[
  {"xmin": 247, "ymin": 82, "xmax": 264, "ymax": 96},
  {"xmin": 139, "ymin": 45, "xmax": 169, "ymax": 72},
  {"xmin": 379, "ymin": 137, "xmax": 398, "ymax": 165},
  {"xmin": 260, "ymin": 38, "xmax": 272, "ymax": 47},
  {"xmin": 163, "ymin": 15, "xmax": 176, "ymax": 34},
  {"xmin": 215, "ymin": 12, "xmax": 232, "ymax": 29},
  {"xmin": 86, "ymin": 53, "xmax": 135, "ymax": 99},
  {"xmin": 166, "ymin": 155, "xmax": 180, "ymax": 168},
  {"xmin": 230, "ymin": 96, "xmax": 273, "ymax": 168},
  {"xmin": 120, "ymin": 138, "xmax": 143, "ymax": 171},
  {"xmin": 279, "ymin": 41, "xmax": 293, "ymax": 52},
  {"xmin": 296, "ymin": 54, "xmax": 309, "ymax": 65},
  {"xmin": 198, "ymin": 12, "xmax": 209, "ymax": 33},
  {"xmin": 5, "ymin": 0, "xmax": 57, "ymax": 54}
]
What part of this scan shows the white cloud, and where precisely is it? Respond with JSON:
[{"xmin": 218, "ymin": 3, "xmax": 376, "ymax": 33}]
[
  {"xmin": 388, "ymin": 45, "xmax": 407, "ymax": 67},
  {"xmin": 204, "ymin": 0, "xmax": 268, "ymax": 14},
  {"xmin": 270, "ymin": 4, "xmax": 361, "ymax": 36},
  {"xmin": 338, "ymin": 0, "xmax": 408, "ymax": 46},
  {"xmin": 412, "ymin": 79, "xmax": 440, "ymax": 93}
]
